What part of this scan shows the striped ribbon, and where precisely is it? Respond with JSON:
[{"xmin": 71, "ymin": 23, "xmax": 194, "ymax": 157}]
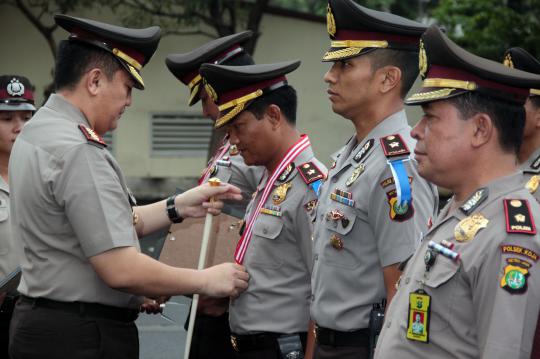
[
  {"xmin": 234, "ymin": 134, "xmax": 311, "ymax": 264},
  {"xmin": 198, "ymin": 140, "xmax": 231, "ymax": 185}
]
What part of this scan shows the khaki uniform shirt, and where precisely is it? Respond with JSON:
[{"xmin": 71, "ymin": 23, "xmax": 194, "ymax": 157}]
[
  {"xmin": 229, "ymin": 146, "xmax": 326, "ymax": 334},
  {"xmin": 521, "ymin": 147, "xmax": 540, "ymax": 203},
  {"xmin": 0, "ymin": 176, "xmax": 19, "ymax": 284},
  {"xmin": 375, "ymin": 173, "xmax": 540, "ymax": 359},
  {"xmin": 8, "ymin": 94, "xmax": 142, "ymax": 308},
  {"xmin": 202, "ymin": 140, "xmax": 263, "ymax": 214},
  {"xmin": 311, "ymin": 110, "xmax": 439, "ymax": 331}
]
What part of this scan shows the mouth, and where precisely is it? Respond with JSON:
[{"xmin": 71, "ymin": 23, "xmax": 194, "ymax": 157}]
[{"xmin": 327, "ymin": 89, "xmax": 338, "ymax": 98}]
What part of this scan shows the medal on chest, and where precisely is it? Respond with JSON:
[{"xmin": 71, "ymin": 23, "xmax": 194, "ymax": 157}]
[
  {"xmin": 272, "ymin": 181, "xmax": 292, "ymax": 205},
  {"xmin": 406, "ymin": 290, "xmax": 431, "ymax": 343},
  {"xmin": 454, "ymin": 213, "xmax": 489, "ymax": 242}
]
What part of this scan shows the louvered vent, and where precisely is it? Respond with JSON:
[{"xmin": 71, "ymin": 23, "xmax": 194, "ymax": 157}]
[{"xmin": 151, "ymin": 113, "xmax": 213, "ymax": 157}]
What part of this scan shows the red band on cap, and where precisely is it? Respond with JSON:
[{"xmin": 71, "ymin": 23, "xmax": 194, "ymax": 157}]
[
  {"xmin": 335, "ymin": 30, "xmax": 419, "ymax": 45},
  {"xmin": 218, "ymin": 76, "xmax": 287, "ymax": 106},
  {"xmin": 180, "ymin": 45, "xmax": 243, "ymax": 85},
  {"xmin": 71, "ymin": 28, "xmax": 146, "ymax": 66},
  {"xmin": 427, "ymin": 65, "xmax": 530, "ymax": 99},
  {"xmin": 0, "ymin": 89, "xmax": 34, "ymax": 102}
]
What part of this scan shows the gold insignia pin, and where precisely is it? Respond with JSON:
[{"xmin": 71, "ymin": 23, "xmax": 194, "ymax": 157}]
[
  {"xmin": 229, "ymin": 145, "xmax": 239, "ymax": 156},
  {"xmin": 419, "ymin": 40, "xmax": 428, "ymax": 78},
  {"xmin": 510, "ymin": 200, "xmax": 522, "ymax": 208},
  {"xmin": 326, "ymin": 4, "xmax": 336, "ymax": 37},
  {"xmin": 454, "ymin": 213, "xmax": 489, "ymax": 242},
  {"xmin": 526, "ymin": 175, "xmax": 539, "ymax": 194},
  {"xmin": 346, "ymin": 164, "xmax": 365, "ymax": 187},
  {"xmin": 272, "ymin": 181, "xmax": 292, "ymax": 205},
  {"xmin": 515, "ymin": 214, "xmax": 526, "ymax": 223},
  {"xmin": 503, "ymin": 53, "xmax": 514, "ymax": 68}
]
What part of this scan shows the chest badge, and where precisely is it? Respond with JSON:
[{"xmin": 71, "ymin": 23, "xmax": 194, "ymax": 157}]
[
  {"xmin": 526, "ymin": 175, "xmax": 539, "ymax": 194},
  {"xmin": 346, "ymin": 164, "xmax": 365, "ymax": 187},
  {"xmin": 454, "ymin": 213, "xmax": 489, "ymax": 242},
  {"xmin": 272, "ymin": 181, "xmax": 292, "ymax": 205},
  {"xmin": 330, "ymin": 234, "xmax": 344, "ymax": 250}
]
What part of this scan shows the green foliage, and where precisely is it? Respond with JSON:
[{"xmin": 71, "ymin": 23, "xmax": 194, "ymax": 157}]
[{"xmin": 431, "ymin": 0, "xmax": 540, "ymax": 60}]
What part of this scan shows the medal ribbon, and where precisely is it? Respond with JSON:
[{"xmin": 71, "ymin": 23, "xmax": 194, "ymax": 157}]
[
  {"xmin": 198, "ymin": 140, "xmax": 231, "ymax": 185},
  {"xmin": 388, "ymin": 158, "xmax": 412, "ymax": 206},
  {"xmin": 234, "ymin": 134, "xmax": 311, "ymax": 264}
]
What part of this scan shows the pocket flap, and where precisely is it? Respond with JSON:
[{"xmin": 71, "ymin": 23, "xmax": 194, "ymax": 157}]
[{"xmin": 252, "ymin": 215, "xmax": 284, "ymax": 240}]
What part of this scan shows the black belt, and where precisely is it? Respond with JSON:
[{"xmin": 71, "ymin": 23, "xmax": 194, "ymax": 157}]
[
  {"xmin": 315, "ymin": 325, "xmax": 369, "ymax": 347},
  {"xmin": 230, "ymin": 332, "xmax": 307, "ymax": 353},
  {"xmin": 19, "ymin": 295, "xmax": 139, "ymax": 323}
]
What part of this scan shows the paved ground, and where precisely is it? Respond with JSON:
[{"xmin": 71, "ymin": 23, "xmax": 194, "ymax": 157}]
[{"xmin": 137, "ymin": 295, "xmax": 191, "ymax": 359}]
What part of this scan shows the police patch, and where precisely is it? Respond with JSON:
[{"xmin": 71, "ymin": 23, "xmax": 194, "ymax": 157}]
[
  {"xmin": 386, "ymin": 189, "xmax": 414, "ymax": 221},
  {"xmin": 500, "ymin": 258, "xmax": 531, "ymax": 294},
  {"xmin": 504, "ymin": 199, "xmax": 536, "ymax": 234},
  {"xmin": 501, "ymin": 245, "xmax": 539, "ymax": 262}
]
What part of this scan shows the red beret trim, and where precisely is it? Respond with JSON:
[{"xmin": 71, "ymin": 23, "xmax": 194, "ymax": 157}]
[{"xmin": 0, "ymin": 89, "xmax": 34, "ymax": 102}]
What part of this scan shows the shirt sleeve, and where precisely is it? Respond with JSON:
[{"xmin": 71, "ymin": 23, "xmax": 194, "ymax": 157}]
[
  {"xmin": 369, "ymin": 160, "xmax": 429, "ymax": 267},
  {"xmin": 52, "ymin": 144, "xmax": 137, "ymax": 258},
  {"xmin": 474, "ymin": 233, "xmax": 540, "ymax": 359}
]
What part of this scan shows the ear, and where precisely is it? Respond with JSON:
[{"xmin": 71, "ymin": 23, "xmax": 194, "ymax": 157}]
[
  {"xmin": 265, "ymin": 104, "xmax": 282, "ymax": 130},
  {"xmin": 470, "ymin": 113, "xmax": 493, "ymax": 148},
  {"xmin": 85, "ymin": 68, "xmax": 103, "ymax": 96},
  {"xmin": 379, "ymin": 66, "xmax": 401, "ymax": 94},
  {"xmin": 534, "ymin": 105, "xmax": 540, "ymax": 129}
]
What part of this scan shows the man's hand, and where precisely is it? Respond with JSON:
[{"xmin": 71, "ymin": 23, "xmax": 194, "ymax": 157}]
[
  {"xmin": 177, "ymin": 182, "xmax": 242, "ymax": 218},
  {"xmin": 199, "ymin": 263, "xmax": 249, "ymax": 298},
  {"xmin": 140, "ymin": 296, "xmax": 169, "ymax": 314}
]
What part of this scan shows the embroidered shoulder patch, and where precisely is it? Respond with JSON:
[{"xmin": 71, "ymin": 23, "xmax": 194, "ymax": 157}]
[
  {"xmin": 353, "ymin": 139, "xmax": 375, "ymax": 162},
  {"xmin": 298, "ymin": 162, "xmax": 325, "ymax": 184},
  {"xmin": 386, "ymin": 189, "xmax": 414, "ymax": 222},
  {"xmin": 501, "ymin": 245, "xmax": 539, "ymax": 262},
  {"xmin": 380, "ymin": 134, "xmax": 409, "ymax": 158},
  {"xmin": 78, "ymin": 124, "xmax": 107, "ymax": 147},
  {"xmin": 500, "ymin": 258, "xmax": 531, "ymax": 294},
  {"xmin": 504, "ymin": 199, "xmax": 536, "ymax": 234},
  {"xmin": 380, "ymin": 176, "xmax": 413, "ymax": 189}
]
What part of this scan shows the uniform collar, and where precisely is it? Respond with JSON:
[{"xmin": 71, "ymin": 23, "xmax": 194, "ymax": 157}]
[
  {"xmin": 0, "ymin": 175, "xmax": 8, "ymax": 194},
  {"xmin": 45, "ymin": 94, "xmax": 92, "ymax": 128},
  {"xmin": 521, "ymin": 146, "xmax": 540, "ymax": 173},
  {"xmin": 261, "ymin": 141, "xmax": 314, "ymax": 187},
  {"xmin": 363, "ymin": 109, "xmax": 409, "ymax": 140}
]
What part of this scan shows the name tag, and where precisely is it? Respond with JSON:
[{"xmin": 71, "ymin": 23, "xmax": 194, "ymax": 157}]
[{"xmin": 406, "ymin": 290, "xmax": 431, "ymax": 343}]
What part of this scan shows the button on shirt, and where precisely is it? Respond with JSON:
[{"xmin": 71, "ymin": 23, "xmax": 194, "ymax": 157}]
[
  {"xmin": 310, "ymin": 110, "xmax": 438, "ymax": 331},
  {"xmin": 375, "ymin": 173, "xmax": 540, "ymax": 359},
  {"xmin": 8, "ymin": 94, "xmax": 142, "ymax": 309},
  {"xmin": 229, "ymin": 146, "xmax": 326, "ymax": 334}
]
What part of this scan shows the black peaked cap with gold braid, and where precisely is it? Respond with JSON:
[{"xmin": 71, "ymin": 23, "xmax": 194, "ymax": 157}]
[
  {"xmin": 166, "ymin": 31, "xmax": 254, "ymax": 106},
  {"xmin": 406, "ymin": 25, "xmax": 540, "ymax": 106},
  {"xmin": 503, "ymin": 47, "xmax": 540, "ymax": 97},
  {"xmin": 55, "ymin": 14, "xmax": 161, "ymax": 90},
  {"xmin": 323, "ymin": 0, "xmax": 427, "ymax": 62},
  {"xmin": 199, "ymin": 60, "xmax": 301, "ymax": 129}
]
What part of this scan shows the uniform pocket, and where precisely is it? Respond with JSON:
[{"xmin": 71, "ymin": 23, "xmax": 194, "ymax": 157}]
[{"xmin": 249, "ymin": 214, "xmax": 285, "ymax": 268}]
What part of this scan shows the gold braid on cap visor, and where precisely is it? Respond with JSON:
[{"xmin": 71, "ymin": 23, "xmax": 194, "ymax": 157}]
[
  {"xmin": 322, "ymin": 40, "xmax": 388, "ymax": 61},
  {"xmin": 215, "ymin": 89, "xmax": 264, "ymax": 128}
]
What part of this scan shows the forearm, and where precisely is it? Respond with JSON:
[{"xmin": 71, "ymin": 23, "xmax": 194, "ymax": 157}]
[{"xmin": 133, "ymin": 200, "xmax": 170, "ymax": 237}]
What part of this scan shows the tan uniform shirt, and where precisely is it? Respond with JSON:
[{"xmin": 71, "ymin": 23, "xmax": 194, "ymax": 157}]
[
  {"xmin": 0, "ymin": 176, "xmax": 19, "ymax": 283},
  {"xmin": 521, "ymin": 147, "xmax": 540, "ymax": 203},
  {"xmin": 375, "ymin": 172, "xmax": 540, "ymax": 359},
  {"xmin": 311, "ymin": 110, "xmax": 439, "ymax": 331},
  {"xmin": 229, "ymin": 146, "xmax": 326, "ymax": 334},
  {"xmin": 8, "ymin": 94, "xmax": 141, "ymax": 308}
]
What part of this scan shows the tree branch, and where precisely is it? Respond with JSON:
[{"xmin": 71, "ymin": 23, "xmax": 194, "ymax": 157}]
[{"xmin": 15, "ymin": 0, "xmax": 57, "ymax": 58}]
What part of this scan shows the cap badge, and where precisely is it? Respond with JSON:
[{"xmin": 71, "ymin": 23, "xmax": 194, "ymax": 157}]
[
  {"xmin": 503, "ymin": 53, "xmax": 514, "ymax": 69},
  {"xmin": 326, "ymin": 4, "xmax": 337, "ymax": 37},
  {"xmin": 419, "ymin": 40, "xmax": 428, "ymax": 79},
  {"xmin": 7, "ymin": 78, "xmax": 25, "ymax": 97}
]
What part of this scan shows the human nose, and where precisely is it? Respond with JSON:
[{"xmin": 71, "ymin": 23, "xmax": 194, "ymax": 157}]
[
  {"xmin": 411, "ymin": 118, "xmax": 425, "ymax": 140},
  {"xmin": 323, "ymin": 63, "xmax": 337, "ymax": 84}
]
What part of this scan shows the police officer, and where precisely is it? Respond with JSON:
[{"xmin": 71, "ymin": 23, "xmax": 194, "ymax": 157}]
[
  {"xmin": 8, "ymin": 15, "xmax": 249, "ymax": 359},
  {"xmin": 503, "ymin": 47, "xmax": 540, "ymax": 203},
  {"xmin": 309, "ymin": 1, "xmax": 438, "ymax": 358},
  {"xmin": 166, "ymin": 32, "xmax": 264, "ymax": 359},
  {"xmin": 375, "ymin": 25, "xmax": 540, "ymax": 359},
  {"xmin": 200, "ymin": 60, "xmax": 327, "ymax": 358},
  {"xmin": 0, "ymin": 75, "xmax": 35, "ymax": 358}
]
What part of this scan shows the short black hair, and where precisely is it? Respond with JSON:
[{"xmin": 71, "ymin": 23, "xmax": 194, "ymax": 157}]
[
  {"xmin": 365, "ymin": 49, "xmax": 419, "ymax": 99},
  {"xmin": 245, "ymin": 85, "xmax": 297, "ymax": 125},
  {"xmin": 447, "ymin": 92, "xmax": 525, "ymax": 155},
  {"xmin": 54, "ymin": 40, "xmax": 123, "ymax": 91}
]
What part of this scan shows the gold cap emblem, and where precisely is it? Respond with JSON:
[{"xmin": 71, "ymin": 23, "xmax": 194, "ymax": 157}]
[
  {"xmin": 203, "ymin": 79, "xmax": 218, "ymax": 102},
  {"xmin": 419, "ymin": 40, "xmax": 428, "ymax": 79},
  {"xmin": 503, "ymin": 53, "xmax": 514, "ymax": 68},
  {"xmin": 326, "ymin": 4, "xmax": 336, "ymax": 37}
]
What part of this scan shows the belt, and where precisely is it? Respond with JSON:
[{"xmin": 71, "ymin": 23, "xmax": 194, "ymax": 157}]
[
  {"xmin": 19, "ymin": 295, "xmax": 139, "ymax": 323},
  {"xmin": 230, "ymin": 332, "xmax": 307, "ymax": 353},
  {"xmin": 315, "ymin": 325, "xmax": 369, "ymax": 347}
]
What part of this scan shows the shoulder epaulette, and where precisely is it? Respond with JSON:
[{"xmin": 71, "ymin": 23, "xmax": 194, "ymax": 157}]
[
  {"xmin": 78, "ymin": 124, "xmax": 107, "ymax": 147},
  {"xmin": 504, "ymin": 199, "xmax": 536, "ymax": 234},
  {"xmin": 380, "ymin": 134, "xmax": 409, "ymax": 158},
  {"xmin": 298, "ymin": 162, "xmax": 325, "ymax": 184}
]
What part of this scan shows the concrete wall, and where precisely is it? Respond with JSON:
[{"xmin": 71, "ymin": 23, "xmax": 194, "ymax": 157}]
[{"xmin": 0, "ymin": 5, "xmax": 423, "ymax": 186}]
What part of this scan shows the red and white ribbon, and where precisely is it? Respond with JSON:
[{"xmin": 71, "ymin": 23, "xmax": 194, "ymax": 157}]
[
  {"xmin": 198, "ymin": 141, "xmax": 231, "ymax": 185},
  {"xmin": 234, "ymin": 134, "xmax": 311, "ymax": 264}
]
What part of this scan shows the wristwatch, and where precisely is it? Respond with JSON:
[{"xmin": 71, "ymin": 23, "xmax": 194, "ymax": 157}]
[{"xmin": 166, "ymin": 195, "xmax": 183, "ymax": 223}]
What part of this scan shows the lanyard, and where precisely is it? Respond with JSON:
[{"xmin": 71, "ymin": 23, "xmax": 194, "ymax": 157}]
[
  {"xmin": 234, "ymin": 134, "xmax": 311, "ymax": 264},
  {"xmin": 198, "ymin": 140, "xmax": 231, "ymax": 185}
]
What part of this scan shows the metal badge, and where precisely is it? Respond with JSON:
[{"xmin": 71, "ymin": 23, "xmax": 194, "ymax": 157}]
[
  {"xmin": 330, "ymin": 234, "xmax": 343, "ymax": 250},
  {"xmin": 7, "ymin": 78, "xmax": 25, "ymax": 96},
  {"xmin": 526, "ymin": 175, "xmax": 539, "ymax": 194},
  {"xmin": 346, "ymin": 164, "xmax": 365, "ymax": 187},
  {"xmin": 272, "ymin": 181, "xmax": 292, "ymax": 205},
  {"xmin": 454, "ymin": 213, "xmax": 489, "ymax": 242}
]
